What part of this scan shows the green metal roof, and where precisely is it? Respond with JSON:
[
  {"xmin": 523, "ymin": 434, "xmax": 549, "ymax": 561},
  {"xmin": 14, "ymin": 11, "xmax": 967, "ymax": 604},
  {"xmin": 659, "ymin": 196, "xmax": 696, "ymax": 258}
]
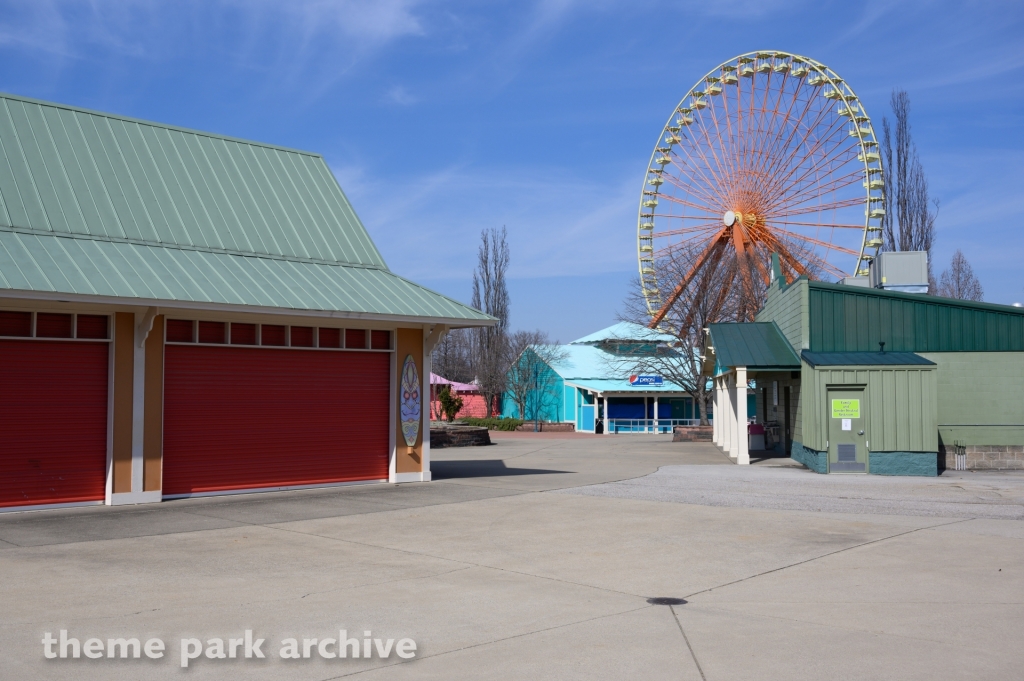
[
  {"xmin": 707, "ymin": 322, "xmax": 801, "ymax": 375},
  {"xmin": 801, "ymin": 350, "xmax": 936, "ymax": 368},
  {"xmin": 808, "ymin": 281, "xmax": 1024, "ymax": 353},
  {"xmin": 0, "ymin": 93, "xmax": 491, "ymax": 324}
]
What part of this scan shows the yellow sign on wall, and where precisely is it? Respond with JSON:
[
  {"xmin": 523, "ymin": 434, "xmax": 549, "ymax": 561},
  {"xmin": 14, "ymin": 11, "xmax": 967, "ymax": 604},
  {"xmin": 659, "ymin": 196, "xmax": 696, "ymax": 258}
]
[{"xmin": 831, "ymin": 399, "xmax": 860, "ymax": 419}]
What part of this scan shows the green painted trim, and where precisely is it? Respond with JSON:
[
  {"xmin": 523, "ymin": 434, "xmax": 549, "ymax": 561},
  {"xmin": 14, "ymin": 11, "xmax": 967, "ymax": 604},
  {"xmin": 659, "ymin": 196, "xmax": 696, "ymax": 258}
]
[
  {"xmin": 868, "ymin": 452, "xmax": 939, "ymax": 477},
  {"xmin": 791, "ymin": 441, "xmax": 827, "ymax": 473}
]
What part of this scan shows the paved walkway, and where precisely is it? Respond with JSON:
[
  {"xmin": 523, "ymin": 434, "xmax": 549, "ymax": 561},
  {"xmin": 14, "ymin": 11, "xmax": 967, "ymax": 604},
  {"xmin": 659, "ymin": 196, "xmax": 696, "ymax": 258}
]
[{"xmin": 1, "ymin": 436, "xmax": 1021, "ymax": 680}]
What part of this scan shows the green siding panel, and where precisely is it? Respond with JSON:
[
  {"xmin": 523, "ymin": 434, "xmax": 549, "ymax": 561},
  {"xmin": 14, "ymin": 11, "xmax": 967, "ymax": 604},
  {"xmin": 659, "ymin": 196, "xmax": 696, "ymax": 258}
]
[
  {"xmin": 799, "ymin": 365, "xmax": 937, "ymax": 453},
  {"xmin": 920, "ymin": 352, "xmax": 1024, "ymax": 447},
  {"xmin": 809, "ymin": 284, "xmax": 1024, "ymax": 352}
]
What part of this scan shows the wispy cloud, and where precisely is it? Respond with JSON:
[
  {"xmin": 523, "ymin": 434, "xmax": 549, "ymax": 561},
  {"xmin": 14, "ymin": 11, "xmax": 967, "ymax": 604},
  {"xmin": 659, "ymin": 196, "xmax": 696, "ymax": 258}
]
[
  {"xmin": 386, "ymin": 85, "xmax": 418, "ymax": 105},
  {"xmin": 338, "ymin": 160, "xmax": 639, "ymax": 281},
  {"xmin": 0, "ymin": 0, "xmax": 427, "ymax": 82}
]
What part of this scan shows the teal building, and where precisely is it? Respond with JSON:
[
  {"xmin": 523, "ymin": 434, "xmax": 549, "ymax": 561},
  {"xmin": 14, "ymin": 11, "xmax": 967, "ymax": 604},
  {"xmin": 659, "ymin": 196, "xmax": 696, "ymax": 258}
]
[{"xmin": 501, "ymin": 323, "xmax": 706, "ymax": 433}]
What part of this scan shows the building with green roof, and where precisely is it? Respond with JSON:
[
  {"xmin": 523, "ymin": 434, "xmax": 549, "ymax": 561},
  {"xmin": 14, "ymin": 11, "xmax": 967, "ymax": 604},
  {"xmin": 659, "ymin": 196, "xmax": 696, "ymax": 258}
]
[
  {"xmin": 705, "ymin": 258, "xmax": 1024, "ymax": 475},
  {"xmin": 0, "ymin": 93, "xmax": 492, "ymax": 510}
]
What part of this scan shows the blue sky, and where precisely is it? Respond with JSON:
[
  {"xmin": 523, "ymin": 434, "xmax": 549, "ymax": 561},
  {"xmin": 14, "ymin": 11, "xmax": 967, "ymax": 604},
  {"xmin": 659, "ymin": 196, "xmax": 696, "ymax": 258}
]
[{"xmin": 1, "ymin": 0, "xmax": 1022, "ymax": 341}]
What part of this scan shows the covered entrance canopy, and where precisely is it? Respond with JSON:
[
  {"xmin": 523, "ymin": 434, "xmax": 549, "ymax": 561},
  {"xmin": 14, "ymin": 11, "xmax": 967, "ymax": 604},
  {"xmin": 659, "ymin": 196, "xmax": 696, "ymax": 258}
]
[{"xmin": 705, "ymin": 322, "xmax": 801, "ymax": 464}]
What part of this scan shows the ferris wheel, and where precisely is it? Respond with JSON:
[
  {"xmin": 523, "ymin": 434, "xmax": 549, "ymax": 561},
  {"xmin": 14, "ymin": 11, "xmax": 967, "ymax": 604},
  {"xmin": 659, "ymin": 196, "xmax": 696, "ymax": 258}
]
[{"xmin": 638, "ymin": 50, "xmax": 885, "ymax": 329}]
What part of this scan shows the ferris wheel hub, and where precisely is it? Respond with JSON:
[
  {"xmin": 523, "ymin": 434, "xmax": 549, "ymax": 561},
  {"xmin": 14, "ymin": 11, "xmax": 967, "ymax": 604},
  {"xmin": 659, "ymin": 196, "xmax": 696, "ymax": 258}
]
[{"xmin": 723, "ymin": 210, "xmax": 737, "ymax": 226}]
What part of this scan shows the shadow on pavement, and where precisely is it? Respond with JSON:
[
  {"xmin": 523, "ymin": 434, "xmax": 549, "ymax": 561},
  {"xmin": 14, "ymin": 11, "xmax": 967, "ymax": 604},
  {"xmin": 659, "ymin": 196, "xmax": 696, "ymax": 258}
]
[{"xmin": 431, "ymin": 459, "xmax": 573, "ymax": 480}]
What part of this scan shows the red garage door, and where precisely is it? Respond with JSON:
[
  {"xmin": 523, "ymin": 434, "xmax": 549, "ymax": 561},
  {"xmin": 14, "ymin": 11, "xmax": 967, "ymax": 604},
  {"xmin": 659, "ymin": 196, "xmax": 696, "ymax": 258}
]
[
  {"xmin": 163, "ymin": 345, "xmax": 391, "ymax": 496},
  {"xmin": 0, "ymin": 340, "xmax": 109, "ymax": 508}
]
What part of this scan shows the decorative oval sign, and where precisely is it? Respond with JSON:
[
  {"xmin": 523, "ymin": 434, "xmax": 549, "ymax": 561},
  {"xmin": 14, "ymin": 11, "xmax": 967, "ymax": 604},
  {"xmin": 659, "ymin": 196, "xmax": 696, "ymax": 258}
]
[{"xmin": 400, "ymin": 354, "xmax": 421, "ymax": 447}]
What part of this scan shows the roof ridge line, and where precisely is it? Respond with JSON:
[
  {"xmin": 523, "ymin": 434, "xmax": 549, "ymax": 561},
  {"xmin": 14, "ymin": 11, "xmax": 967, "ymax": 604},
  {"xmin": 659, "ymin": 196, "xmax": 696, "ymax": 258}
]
[
  {"xmin": 0, "ymin": 91, "xmax": 323, "ymax": 158},
  {"xmin": 0, "ymin": 224, "xmax": 386, "ymax": 271}
]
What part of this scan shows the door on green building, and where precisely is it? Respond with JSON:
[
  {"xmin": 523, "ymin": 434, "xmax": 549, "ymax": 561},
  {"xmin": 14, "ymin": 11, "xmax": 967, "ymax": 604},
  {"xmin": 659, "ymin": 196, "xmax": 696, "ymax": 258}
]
[{"xmin": 827, "ymin": 388, "xmax": 868, "ymax": 473}]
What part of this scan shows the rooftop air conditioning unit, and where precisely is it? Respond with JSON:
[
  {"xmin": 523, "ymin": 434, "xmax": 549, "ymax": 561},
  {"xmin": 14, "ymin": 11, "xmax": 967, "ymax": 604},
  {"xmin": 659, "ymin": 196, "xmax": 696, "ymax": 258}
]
[{"xmin": 868, "ymin": 251, "xmax": 929, "ymax": 293}]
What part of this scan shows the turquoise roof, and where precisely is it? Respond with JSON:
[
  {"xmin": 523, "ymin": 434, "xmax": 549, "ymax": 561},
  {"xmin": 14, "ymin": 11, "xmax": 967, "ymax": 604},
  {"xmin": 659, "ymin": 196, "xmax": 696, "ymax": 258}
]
[
  {"xmin": 571, "ymin": 321, "xmax": 677, "ymax": 344},
  {"xmin": 0, "ymin": 93, "xmax": 491, "ymax": 324},
  {"xmin": 541, "ymin": 343, "xmax": 687, "ymax": 393}
]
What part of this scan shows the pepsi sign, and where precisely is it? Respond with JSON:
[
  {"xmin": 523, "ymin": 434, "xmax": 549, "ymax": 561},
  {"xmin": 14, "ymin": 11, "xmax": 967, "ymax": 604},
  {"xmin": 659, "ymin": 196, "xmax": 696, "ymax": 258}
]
[{"xmin": 629, "ymin": 375, "xmax": 663, "ymax": 386}]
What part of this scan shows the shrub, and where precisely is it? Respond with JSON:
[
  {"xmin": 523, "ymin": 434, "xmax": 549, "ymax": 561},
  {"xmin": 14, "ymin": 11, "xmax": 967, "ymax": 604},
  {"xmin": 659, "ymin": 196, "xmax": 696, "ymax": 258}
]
[
  {"xmin": 460, "ymin": 417, "xmax": 524, "ymax": 431},
  {"xmin": 437, "ymin": 384, "xmax": 464, "ymax": 423}
]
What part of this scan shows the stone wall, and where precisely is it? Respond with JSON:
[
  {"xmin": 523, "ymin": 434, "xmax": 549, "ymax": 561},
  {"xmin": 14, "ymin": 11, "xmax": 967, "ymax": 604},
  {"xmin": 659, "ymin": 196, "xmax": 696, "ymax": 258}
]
[
  {"xmin": 791, "ymin": 441, "xmax": 827, "ymax": 473},
  {"xmin": 869, "ymin": 452, "xmax": 939, "ymax": 477},
  {"xmin": 941, "ymin": 444, "xmax": 1024, "ymax": 471},
  {"xmin": 430, "ymin": 426, "xmax": 491, "ymax": 448},
  {"xmin": 672, "ymin": 426, "xmax": 713, "ymax": 442},
  {"xmin": 515, "ymin": 422, "xmax": 575, "ymax": 432}
]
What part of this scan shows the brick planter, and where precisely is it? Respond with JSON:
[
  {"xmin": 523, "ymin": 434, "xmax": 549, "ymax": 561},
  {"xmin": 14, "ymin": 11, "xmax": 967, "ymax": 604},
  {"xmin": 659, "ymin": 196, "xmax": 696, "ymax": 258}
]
[
  {"xmin": 514, "ymin": 422, "xmax": 575, "ymax": 432},
  {"xmin": 673, "ymin": 426, "xmax": 713, "ymax": 442},
  {"xmin": 430, "ymin": 426, "xmax": 491, "ymax": 448},
  {"xmin": 941, "ymin": 444, "xmax": 1024, "ymax": 471}
]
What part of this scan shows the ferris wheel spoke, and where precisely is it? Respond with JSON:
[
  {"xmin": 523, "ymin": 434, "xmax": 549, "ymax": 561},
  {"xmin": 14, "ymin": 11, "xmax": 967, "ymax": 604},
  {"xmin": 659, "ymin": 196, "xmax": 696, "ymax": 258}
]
[
  {"xmin": 655, "ymin": 192, "xmax": 722, "ymax": 213},
  {"xmin": 705, "ymin": 86, "xmax": 740, "ymax": 184},
  {"xmin": 759, "ymin": 113, "xmax": 851, "ymax": 204},
  {"xmin": 766, "ymin": 228, "xmax": 861, "ymax": 254},
  {"xmin": 674, "ymin": 141, "xmax": 732, "ymax": 206},
  {"xmin": 659, "ymin": 171, "xmax": 723, "ymax": 206},
  {"xmin": 766, "ymin": 170, "xmax": 863, "ymax": 213},
  {"xmin": 755, "ymin": 87, "xmax": 841, "ymax": 187},
  {"xmin": 751, "ymin": 69, "xmax": 797, "ymax": 180},
  {"xmin": 745, "ymin": 76, "xmax": 815, "ymax": 180},
  {"xmin": 768, "ymin": 219, "xmax": 865, "ymax": 230},
  {"xmin": 756, "ymin": 91, "xmax": 825, "ymax": 188},
  {"xmin": 773, "ymin": 139, "xmax": 860, "ymax": 200},
  {"xmin": 765, "ymin": 158, "xmax": 862, "ymax": 210},
  {"xmin": 668, "ymin": 153, "xmax": 731, "ymax": 207},
  {"xmin": 690, "ymin": 102, "xmax": 734, "ymax": 192},
  {"xmin": 771, "ymin": 196, "xmax": 865, "ymax": 217}
]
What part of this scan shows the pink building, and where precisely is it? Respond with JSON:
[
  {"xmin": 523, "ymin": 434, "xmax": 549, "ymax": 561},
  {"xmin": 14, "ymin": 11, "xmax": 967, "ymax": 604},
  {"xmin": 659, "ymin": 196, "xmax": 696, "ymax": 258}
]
[{"xmin": 430, "ymin": 373, "xmax": 496, "ymax": 420}]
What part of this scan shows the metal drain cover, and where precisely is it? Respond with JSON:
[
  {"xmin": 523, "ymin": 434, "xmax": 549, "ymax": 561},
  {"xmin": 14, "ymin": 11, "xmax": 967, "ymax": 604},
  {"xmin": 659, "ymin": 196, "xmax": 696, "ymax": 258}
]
[{"xmin": 646, "ymin": 597, "xmax": 687, "ymax": 606}]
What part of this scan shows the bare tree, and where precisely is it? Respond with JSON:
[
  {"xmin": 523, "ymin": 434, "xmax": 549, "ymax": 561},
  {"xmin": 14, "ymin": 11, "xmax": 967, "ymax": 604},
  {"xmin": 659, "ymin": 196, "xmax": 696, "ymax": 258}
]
[
  {"xmin": 470, "ymin": 226, "xmax": 511, "ymax": 416},
  {"xmin": 432, "ymin": 328, "xmax": 474, "ymax": 384},
  {"xmin": 614, "ymin": 244, "xmax": 741, "ymax": 424},
  {"xmin": 881, "ymin": 89, "xmax": 938, "ymax": 287},
  {"xmin": 504, "ymin": 330, "xmax": 568, "ymax": 426},
  {"xmin": 938, "ymin": 249, "xmax": 984, "ymax": 301}
]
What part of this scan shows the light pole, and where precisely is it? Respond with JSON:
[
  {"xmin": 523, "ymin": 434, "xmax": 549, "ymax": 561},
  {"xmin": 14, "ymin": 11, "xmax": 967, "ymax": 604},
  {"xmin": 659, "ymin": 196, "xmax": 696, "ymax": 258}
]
[{"xmin": 532, "ymin": 364, "xmax": 539, "ymax": 432}]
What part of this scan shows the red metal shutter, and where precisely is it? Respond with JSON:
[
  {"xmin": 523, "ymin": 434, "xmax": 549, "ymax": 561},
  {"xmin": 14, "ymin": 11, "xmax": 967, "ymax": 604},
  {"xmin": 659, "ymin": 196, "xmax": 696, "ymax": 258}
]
[
  {"xmin": 0, "ymin": 340, "xmax": 109, "ymax": 507},
  {"xmin": 163, "ymin": 346, "xmax": 390, "ymax": 496}
]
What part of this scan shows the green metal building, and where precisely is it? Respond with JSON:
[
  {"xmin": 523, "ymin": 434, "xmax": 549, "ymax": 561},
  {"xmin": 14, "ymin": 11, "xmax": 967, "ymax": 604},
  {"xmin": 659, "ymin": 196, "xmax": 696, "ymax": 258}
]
[{"xmin": 705, "ymin": 260, "xmax": 1024, "ymax": 475}]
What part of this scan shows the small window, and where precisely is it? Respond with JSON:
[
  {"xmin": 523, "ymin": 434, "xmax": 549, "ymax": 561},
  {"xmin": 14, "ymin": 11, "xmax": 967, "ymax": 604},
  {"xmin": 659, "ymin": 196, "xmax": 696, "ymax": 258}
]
[
  {"xmin": 0, "ymin": 311, "xmax": 31, "ymax": 337},
  {"xmin": 261, "ymin": 325, "xmax": 286, "ymax": 346},
  {"xmin": 345, "ymin": 329, "xmax": 366, "ymax": 349},
  {"xmin": 318, "ymin": 328, "xmax": 341, "ymax": 349},
  {"xmin": 230, "ymin": 323, "xmax": 257, "ymax": 345},
  {"xmin": 198, "ymin": 321, "xmax": 226, "ymax": 344},
  {"xmin": 36, "ymin": 313, "xmax": 73, "ymax": 338},
  {"xmin": 370, "ymin": 330, "xmax": 391, "ymax": 350},
  {"xmin": 167, "ymin": 319, "xmax": 194, "ymax": 343},
  {"xmin": 291, "ymin": 326, "xmax": 314, "ymax": 347},
  {"xmin": 76, "ymin": 315, "xmax": 109, "ymax": 340}
]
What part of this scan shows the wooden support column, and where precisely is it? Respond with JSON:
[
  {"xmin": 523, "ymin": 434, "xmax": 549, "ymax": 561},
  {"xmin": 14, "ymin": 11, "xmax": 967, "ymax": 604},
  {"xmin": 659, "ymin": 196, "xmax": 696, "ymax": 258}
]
[
  {"xmin": 392, "ymin": 327, "xmax": 427, "ymax": 483},
  {"xmin": 109, "ymin": 309, "xmax": 163, "ymax": 505}
]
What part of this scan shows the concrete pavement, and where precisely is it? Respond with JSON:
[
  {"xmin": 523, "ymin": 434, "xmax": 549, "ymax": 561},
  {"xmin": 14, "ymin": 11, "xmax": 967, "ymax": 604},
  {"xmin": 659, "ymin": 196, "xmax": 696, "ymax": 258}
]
[{"xmin": 1, "ymin": 435, "xmax": 1021, "ymax": 680}]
